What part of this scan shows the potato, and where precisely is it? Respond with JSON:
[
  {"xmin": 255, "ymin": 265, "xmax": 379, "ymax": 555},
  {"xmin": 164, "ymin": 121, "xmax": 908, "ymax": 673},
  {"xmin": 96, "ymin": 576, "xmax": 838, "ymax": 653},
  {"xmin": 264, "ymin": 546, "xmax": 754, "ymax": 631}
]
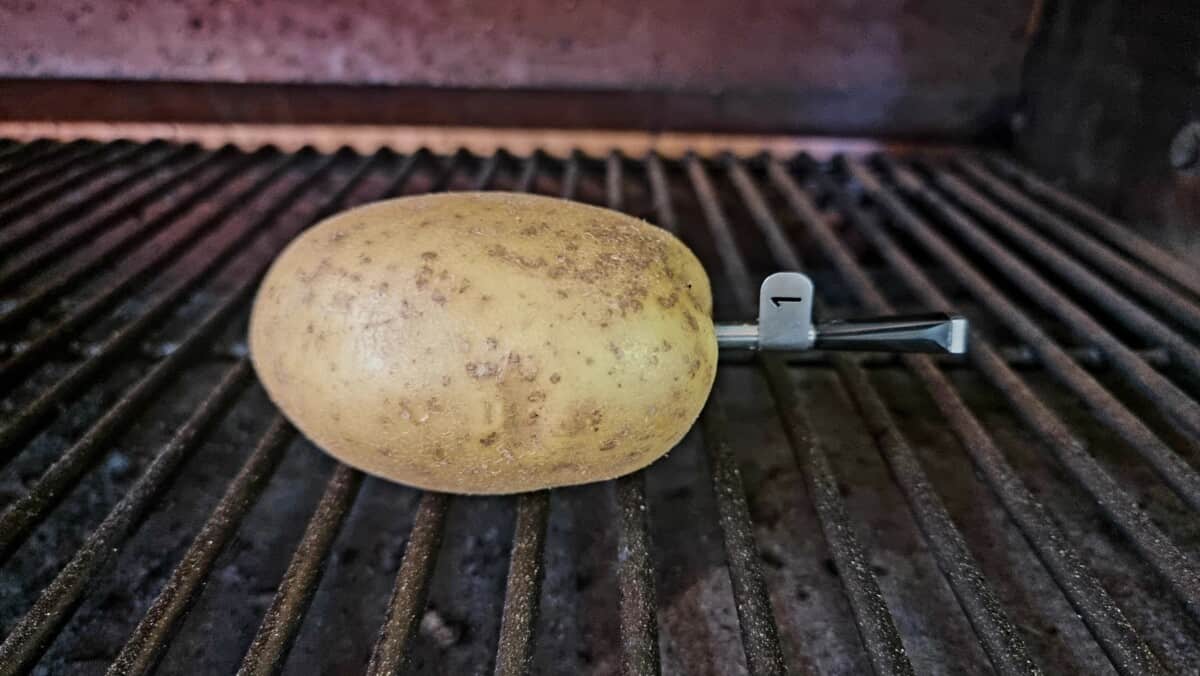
[{"xmin": 249, "ymin": 192, "xmax": 716, "ymax": 494}]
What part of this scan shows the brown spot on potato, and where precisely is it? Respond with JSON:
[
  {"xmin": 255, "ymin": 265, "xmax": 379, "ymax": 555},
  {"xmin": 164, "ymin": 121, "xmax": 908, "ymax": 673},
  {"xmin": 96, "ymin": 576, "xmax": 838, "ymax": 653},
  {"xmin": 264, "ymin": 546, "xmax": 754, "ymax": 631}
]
[
  {"xmin": 683, "ymin": 311, "xmax": 699, "ymax": 332},
  {"xmin": 528, "ymin": 391, "xmax": 547, "ymax": 403},
  {"xmin": 421, "ymin": 251, "xmax": 439, "ymax": 261},
  {"xmin": 549, "ymin": 373, "xmax": 561, "ymax": 384},
  {"xmin": 480, "ymin": 432, "xmax": 498, "ymax": 446},
  {"xmin": 431, "ymin": 291, "xmax": 447, "ymax": 305},
  {"xmin": 486, "ymin": 337, "xmax": 499, "ymax": 350},
  {"xmin": 657, "ymin": 292, "xmax": 679, "ymax": 308},
  {"xmin": 608, "ymin": 342, "xmax": 623, "ymax": 359},
  {"xmin": 466, "ymin": 361, "xmax": 500, "ymax": 379},
  {"xmin": 600, "ymin": 439, "xmax": 617, "ymax": 451}
]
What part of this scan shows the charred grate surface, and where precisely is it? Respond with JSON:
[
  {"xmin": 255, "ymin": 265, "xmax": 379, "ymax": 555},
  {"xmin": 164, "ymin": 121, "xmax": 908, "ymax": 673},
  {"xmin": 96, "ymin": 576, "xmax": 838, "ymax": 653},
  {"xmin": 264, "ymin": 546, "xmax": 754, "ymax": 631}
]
[{"xmin": 1, "ymin": 139, "xmax": 1199, "ymax": 675}]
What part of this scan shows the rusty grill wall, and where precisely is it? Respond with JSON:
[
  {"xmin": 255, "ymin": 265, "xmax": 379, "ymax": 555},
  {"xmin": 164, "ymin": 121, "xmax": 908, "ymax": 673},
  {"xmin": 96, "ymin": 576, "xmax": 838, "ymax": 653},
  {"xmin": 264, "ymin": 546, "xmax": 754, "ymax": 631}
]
[{"xmin": 0, "ymin": 140, "xmax": 1198, "ymax": 674}]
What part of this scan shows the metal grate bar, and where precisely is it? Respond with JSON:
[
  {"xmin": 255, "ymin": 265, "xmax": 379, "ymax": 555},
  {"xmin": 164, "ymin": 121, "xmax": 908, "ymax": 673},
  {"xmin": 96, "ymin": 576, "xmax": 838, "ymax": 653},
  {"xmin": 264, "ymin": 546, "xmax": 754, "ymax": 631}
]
[
  {"xmin": 826, "ymin": 159, "xmax": 1166, "ymax": 675},
  {"xmin": 608, "ymin": 151, "xmax": 662, "ymax": 676},
  {"xmin": 0, "ymin": 139, "xmax": 98, "ymax": 198},
  {"xmin": 105, "ymin": 417, "xmax": 296, "ymax": 676},
  {"xmin": 684, "ymin": 156, "xmax": 757, "ymax": 312},
  {"xmin": 699, "ymin": 403, "xmax": 789, "ymax": 675},
  {"xmin": 0, "ymin": 141, "xmax": 165, "ymax": 245},
  {"xmin": 0, "ymin": 146, "xmax": 256, "ymax": 331},
  {"xmin": 919, "ymin": 161, "xmax": 1200, "ymax": 382},
  {"xmin": 874, "ymin": 159, "xmax": 1200, "ymax": 438},
  {"xmin": 102, "ymin": 149, "xmax": 409, "ymax": 676},
  {"xmin": 0, "ymin": 150, "xmax": 290, "ymax": 391},
  {"xmin": 0, "ymin": 150, "xmax": 376, "ymax": 573},
  {"xmin": 0, "ymin": 138, "xmax": 39, "ymax": 165},
  {"xmin": 493, "ymin": 491, "xmax": 551, "ymax": 676},
  {"xmin": 982, "ymin": 155, "xmax": 1200, "ymax": 297},
  {"xmin": 492, "ymin": 152, "xmax": 579, "ymax": 675},
  {"xmin": 0, "ymin": 153, "xmax": 297, "ymax": 457},
  {"xmin": 674, "ymin": 158, "xmax": 790, "ymax": 675},
  {"xmin": 365, "ymin": 153, "xmax": 502, "ymax": 674},
  {"xmin": 614, "ymin": 472, "xmax": 660, "ymax": 676},
  {"xmin": 953, "ymin": 157, "xmax": 1200, "ymax": 333},
  {"xmin": 860, "ymin": 159, "xmax": 1200, "ymax": 504},
  {"xmin": 645, "ymin": 154, "xmax": 678, "ymax": 237},
  {"xmin": 780, "ymin": 160, "xmax": 1200, "ymax": 627},
  {"xmin": 0, "ymin": 141, "xmax": 57, "ymax": 184},
  {"xmin": 3, "ymin": 141, "xmax": 1198, "ymax": 673},
  {"xmin": 716, "ymin": 158, "xmax": 914, "ymax": 675},
  {"xmin": 732, "ymin": 158, "xmax": 1035, "ymax": 675},
  {"xmin": 0, "ymin": 360, "xmax": 251, "ymax": 675},
  {"xmin": 0, "ymin": 144, "xmax": 216, "ymax": 290},
  {"xmin": 0, "ymin": 142, "xmax": 196, "ymax": 258},
  {"xmin": 366, "ymin": 492, "xmax": 450, "ymax": 675},
  {"xmin": 237, "ymin": 464, "xmax": 364, "ymax": 676},
  {"xmin": 240, "ymin": 150, "xmax": 457, "ymax": 674}
]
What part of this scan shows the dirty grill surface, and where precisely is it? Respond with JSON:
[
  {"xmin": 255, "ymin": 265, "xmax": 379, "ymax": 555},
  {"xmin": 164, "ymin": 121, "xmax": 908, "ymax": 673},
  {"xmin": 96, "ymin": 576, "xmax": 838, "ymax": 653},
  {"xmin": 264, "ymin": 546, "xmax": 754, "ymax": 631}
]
[{"xmin": 1, "ymin": 139, "xmax": 1199, "ymax": 675}]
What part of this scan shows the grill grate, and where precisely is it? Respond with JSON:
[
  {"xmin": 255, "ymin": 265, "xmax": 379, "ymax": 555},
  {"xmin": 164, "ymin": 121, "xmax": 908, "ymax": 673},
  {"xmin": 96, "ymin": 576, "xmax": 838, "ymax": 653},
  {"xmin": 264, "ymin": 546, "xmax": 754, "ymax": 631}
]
[{"xmin": 1, "ymin": 139, "xmax": 1199, "ymax": 675}]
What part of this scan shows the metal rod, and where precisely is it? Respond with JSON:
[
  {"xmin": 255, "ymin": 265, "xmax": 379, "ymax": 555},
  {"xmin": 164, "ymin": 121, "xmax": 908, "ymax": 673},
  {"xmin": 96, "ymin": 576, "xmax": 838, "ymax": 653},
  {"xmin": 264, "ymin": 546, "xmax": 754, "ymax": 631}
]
[
  {"xmin": 811, "ymin": 158, "xmax": 1165, "ymax": 675},
  {"xmin": 0, "ymin": 141, "xmax": 163, "ymax": 241},
  {"xmin": 0, "ymin": 361, "xmax": 251, "ymax": 676},
  {"xmin": 982, "ymin": 154, "xmax": 1200, "ymax": 297},
  {"xmin": 0, "ymin": 285, "xmax": 258, "ymax": 561},
  {"xmin": 865, "ymin": 158, "xmax": 1200, "ymax": 440},
  {"xmin": 614, "ymin": 473, "xmax": 660, "ymax": 676},
  {"xmin": 237, "ymin": 464, "xmax": 364, "ymax": 676},
  {"xmin": 717, "ymin": 157, "xmax": 913, "ymax": 675},
  {"xmin": 658, "ymin": 156, "xmax": 790, "ymax": 675},
  {"xmin": 104, "ymin": 148, "xmax": 410, "ymax": 676},
  {"xmin": 611, "ymin": 151, "xmax": 662, "ymax": 676},
  {"xmin": 0, "ymin": 139, "xmax": 53, "ymax": 171},
  {"xmin": 0, "ymin": 155, "xmax": 295, "ymax": 458},
  {"xmin": 789, "ymin": 159, "xmax": 1200, "ymax": 624},
  {"xmin": 685, "ymin": 155, "xmax": 757, "ymax": 312},
  {"xmin": 366, "ymin": 492, "xmax": 450, "ymax": 676},
  {"xmin": 0, "ymin": 147, "xmax": 259, "ymax": 331},
  {"xmin": 493, "ymin": 491, "xmax": 551, "ymax": 676},
  {"xmin": 105, "ymin": 417, "xmax": 296, "ymax": 676},
  {"xmin": 700, "ymin": 401, "xmax": 790, "ymax": 676},
  {"xmin": 732, "ymin": 158, "xmax": 1037, "ymax": 675},
  {"xmin": 860, "ymin": 158, "xmax": 1200, "ymax": 501},
  {"xmin": 952, "ymin": 157, "xmax": 1200, "ymax": 334},
  {"xmin": 0, "ymin": 144, "xmax": 220, "ymax": 291},
  {"xmin": 917, "ymin": 159, "xmax": 1200, "ymax": 385},
  {"xmin": 0, "ymin": 150, "xmax": 381, "ymax": 464},
  {"xmin": 645, "ymin": 153, "xmax": 679, "ymax": 237},
  {"xmin": 0, "ymin": 142, "xmax": 197, "ymax": 261},
  {"xmin": 0, "ymin": 151, "xmax": 294, "ymax": 391},
  {"xmin": 0, "ymin": 139, "xmax": 99, "ymax": 200}
]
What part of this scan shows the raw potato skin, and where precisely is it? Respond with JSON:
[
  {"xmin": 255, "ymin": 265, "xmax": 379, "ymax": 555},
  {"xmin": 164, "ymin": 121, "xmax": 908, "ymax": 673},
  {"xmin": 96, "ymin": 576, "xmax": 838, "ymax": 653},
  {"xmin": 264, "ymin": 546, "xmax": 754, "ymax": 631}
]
[{"xmin": 249, "ymin": 192, "xmax": 716, "ymax": 494}]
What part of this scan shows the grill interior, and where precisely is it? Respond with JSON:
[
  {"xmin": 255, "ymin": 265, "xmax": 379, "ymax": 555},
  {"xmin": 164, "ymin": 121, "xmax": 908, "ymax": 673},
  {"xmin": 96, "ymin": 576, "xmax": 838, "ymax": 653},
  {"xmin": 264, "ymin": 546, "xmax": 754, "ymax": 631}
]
[{"xmin": 1, "ymin": 138, "xmax": 1199, "ymax": 675}]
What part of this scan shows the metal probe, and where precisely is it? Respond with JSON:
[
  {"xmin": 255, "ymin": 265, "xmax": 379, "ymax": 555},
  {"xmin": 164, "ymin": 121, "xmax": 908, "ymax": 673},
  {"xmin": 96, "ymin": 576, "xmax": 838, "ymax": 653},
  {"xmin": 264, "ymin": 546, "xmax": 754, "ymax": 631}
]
[{"xmin": 715, "ymin": 272, "xmax": 968, "ymax": 354}]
